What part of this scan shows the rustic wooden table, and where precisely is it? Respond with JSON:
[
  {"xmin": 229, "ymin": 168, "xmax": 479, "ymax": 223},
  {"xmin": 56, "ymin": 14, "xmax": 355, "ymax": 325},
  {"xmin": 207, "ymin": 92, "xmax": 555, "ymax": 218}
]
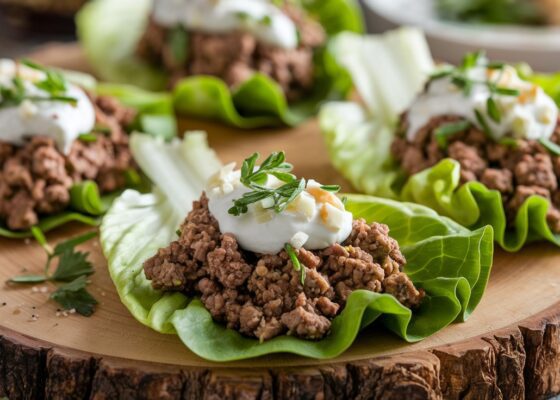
[{"xmin": 1, "ymin": 42, "xmax": 560, "ymax": 400}]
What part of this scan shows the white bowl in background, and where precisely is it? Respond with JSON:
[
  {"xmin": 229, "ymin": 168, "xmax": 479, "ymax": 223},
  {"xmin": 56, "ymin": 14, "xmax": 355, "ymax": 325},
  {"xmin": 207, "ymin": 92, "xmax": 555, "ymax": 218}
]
[{"xmin": 361, "ymin": 0, "xmax": 560, "ymax": 72}]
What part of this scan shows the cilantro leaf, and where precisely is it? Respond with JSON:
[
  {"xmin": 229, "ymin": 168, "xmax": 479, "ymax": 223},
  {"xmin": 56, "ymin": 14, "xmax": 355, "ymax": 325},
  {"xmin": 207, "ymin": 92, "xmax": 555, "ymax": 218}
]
[
  {"xmin": 50, "ymin": 276, "xmax": 98, "ymax": 317},
  {"xmin": 51, "ymin": 250, "xmax": 94, "ymax": 282}
]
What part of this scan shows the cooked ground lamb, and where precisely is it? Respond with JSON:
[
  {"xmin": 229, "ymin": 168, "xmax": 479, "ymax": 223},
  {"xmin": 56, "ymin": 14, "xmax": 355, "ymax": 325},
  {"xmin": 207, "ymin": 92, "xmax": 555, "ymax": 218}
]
[
  {"xmin": 392, "ymin": 115, "xmax": 560, "ymax": 232},
  {"xmin": 136, "ymin": 4, "xmax": 326, "ymax": 101},
  {"xmin": 0, "ymin": 95, "xmax": 136, "ymax": 230},
  {"xmin": 144, "ymin": 194, "xmax": 424, "ymax": 341}
]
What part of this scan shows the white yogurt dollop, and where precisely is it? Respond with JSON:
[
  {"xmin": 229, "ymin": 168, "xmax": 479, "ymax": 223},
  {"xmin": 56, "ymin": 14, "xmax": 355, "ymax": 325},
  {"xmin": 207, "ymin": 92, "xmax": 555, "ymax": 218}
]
[
  {"xmin": 152, "ymin": 0, "xmax": 299, "ymax": 49},
  {"xmin": 407, "ymin": 62, "xmax": 558, "ymax": 142},
  {"xmin": 206, "ymin": 163, "xmax": 353, "ymax": 254},
  {"xmin": 0, "ymin": 59, "xmax": 95, "ymax": 154}
]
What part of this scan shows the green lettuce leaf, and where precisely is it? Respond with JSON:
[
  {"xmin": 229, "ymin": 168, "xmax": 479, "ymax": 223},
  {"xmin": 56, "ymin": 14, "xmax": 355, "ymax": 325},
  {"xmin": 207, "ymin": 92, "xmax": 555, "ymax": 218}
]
[
  {"xmin": 101, "ymin": 189, "xmax": 493, "ymax": 361},
  {"xmin": 529, "ymin": 72, "xmax": 560, "ymax": 107},
  {"xmin": 0, "ymin": 181, "xmax": 106, "ymax": 239},
  {"xmin": 101, "ymin": 134, "xmax": 493, "ymax": 361},
  {"xmin": 320, "ymin": 29, "xmax": 560, "ymax": 251},
  {"xmin": 76, "ymin": 0, "xmax": 363, "ymax": 127}
]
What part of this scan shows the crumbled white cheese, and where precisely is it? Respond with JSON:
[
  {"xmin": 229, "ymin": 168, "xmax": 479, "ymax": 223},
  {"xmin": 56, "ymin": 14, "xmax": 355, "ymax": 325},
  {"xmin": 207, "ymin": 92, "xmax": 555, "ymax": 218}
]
[{"xmin": 290, "ymin": 231, "xmax": 309, "ymax": 249}]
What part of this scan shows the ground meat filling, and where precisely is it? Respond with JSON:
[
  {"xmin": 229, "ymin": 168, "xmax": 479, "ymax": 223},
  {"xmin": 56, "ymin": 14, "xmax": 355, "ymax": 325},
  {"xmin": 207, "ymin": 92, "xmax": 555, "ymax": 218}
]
[
  {"xmin": 392, "ymin": 115, "xmax": 560, "ymax": 232},
  {"xmin": 136, "ymin": 5, "xmax": 326, "ymax": 101},
  {"xmin": 144, "ymin": 194, "xmax": 424, "ymax": 341},
  {"xmin": 0, "ymin": 95, "xmax": 136, "ymax": 230}
]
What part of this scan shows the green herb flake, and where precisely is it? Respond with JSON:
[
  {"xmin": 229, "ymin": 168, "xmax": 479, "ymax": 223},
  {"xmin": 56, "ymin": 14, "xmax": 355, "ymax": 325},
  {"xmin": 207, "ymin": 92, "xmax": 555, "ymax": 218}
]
[
  {"xmin": 498, "ymin": 137, "xmax": 519, "ymax": 148},
  {"xmin": 475, "ymin": 109, "xmax": 494, "ymax": 138},
  {"xmin": 461, "ymin": 50, "xmax": 484, "ymax": 70},
  {"xmin": 434, "ymin": 120, "xmax": 471, "ymax": 149},
  {"xmin": 260, "ymin": 15, "xmax": 272, "ymax": 26},
  {"xmin": 493, "ymin": 86, "xmax": 521, "ymax": 96},
  {"xmin": 320, "ymin": 185, "xmax": 341, "ymax": 192},
  {"xmin": 539, "ymin": 138, "xmax": 560, "ymax": 156},
  {"xmin": 285, "ymin": 243, "xmax": 306, "ymax": 285},
  {"xmin": 78, "ymin": 133, "xmax": 97, "ymax": 143},
  {"xmin": 169, "ymin": 26, "xmax": 189, "ymax": 65},
  {"xmin": 486, "ymin": 97, "xmax": 501, "ymax": 123}
]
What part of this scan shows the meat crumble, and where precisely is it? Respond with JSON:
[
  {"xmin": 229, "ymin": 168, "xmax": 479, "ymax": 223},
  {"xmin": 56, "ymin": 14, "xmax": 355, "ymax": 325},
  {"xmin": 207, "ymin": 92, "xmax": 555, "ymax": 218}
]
[
  {"xmin": 144, "ymin": 194, "xmax": 424, "ymax": 342},
  {"xmin": 392, "ymin": 115, "xmax": 560, "ymax": 232},
  {"xmin": 0, "ymin": 95, "xmax": 136, "ymax": 231},
  {"xmin": 136, "ymin": 4, "xmax": 326, "ymax": 101}
]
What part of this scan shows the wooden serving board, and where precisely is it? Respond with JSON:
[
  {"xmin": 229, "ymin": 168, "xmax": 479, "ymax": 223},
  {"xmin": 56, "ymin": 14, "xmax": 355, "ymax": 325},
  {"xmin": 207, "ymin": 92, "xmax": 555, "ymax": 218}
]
[{"xmin": 1, "ymin": 43, "xmax": 560, "ymax": 400}]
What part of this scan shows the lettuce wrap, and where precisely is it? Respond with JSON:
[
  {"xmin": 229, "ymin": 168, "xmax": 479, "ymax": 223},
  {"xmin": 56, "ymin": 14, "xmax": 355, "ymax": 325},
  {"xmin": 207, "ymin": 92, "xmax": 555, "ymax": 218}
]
[
  {"xmin": 0, "ymin": 77, "xmax": 177, "ymax": 239},
  {"xmin": 100, "ymin": 133, "xmax": 493, "ymax": 361},
  {"xmin": 76, "ymin": 0, "xmax": 363, "ymax": 128},
  {"xmin": 320, "ymin": 28, "xmax": 560, "ymax": 251}
]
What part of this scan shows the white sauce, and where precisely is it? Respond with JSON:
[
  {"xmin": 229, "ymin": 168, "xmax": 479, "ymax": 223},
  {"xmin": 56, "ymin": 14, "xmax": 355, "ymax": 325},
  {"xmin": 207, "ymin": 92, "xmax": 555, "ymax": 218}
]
[
  {"xmin": 152, "ymin": 0, "xmax": 299, "ymax": 49},
  {"xmin": 206, "ymin": 163, "xmax": 353, "ymax": 254},
  {"xmin": 0, "ymin": 59, "xmax": 95, "ymax": 154},
  {"xmin": 406, "ymin": 63, "xmax": 558, "ymax": 142}
]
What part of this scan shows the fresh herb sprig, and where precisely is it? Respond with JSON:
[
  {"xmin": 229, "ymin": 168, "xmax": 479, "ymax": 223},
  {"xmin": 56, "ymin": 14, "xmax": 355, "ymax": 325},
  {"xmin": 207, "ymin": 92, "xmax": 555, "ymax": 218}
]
[
  {"xmin": 0, "ymin": 60, "xmax": 77, "ymax": 109},
  {"xmin": 229, "ymin": 152, "xmax": 305, "ymax": 216},
  {"xmin": 285, "ymin": 243, "xmax": 305, "ymax": 285},
  {"xmin": 8, "ymin": 228, "xmax": 98, "ymax": 316},
  {"xmin": 429, "ymin": 51, "xmax": 522, "ymax": 139}
]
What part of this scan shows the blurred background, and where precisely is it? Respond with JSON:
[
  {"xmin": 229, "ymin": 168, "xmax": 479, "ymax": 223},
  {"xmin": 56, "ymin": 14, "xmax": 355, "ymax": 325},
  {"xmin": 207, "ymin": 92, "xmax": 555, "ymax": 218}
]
[{"xmin": 1, "ymin": 0, "xmax": 559, "ymax": 70}]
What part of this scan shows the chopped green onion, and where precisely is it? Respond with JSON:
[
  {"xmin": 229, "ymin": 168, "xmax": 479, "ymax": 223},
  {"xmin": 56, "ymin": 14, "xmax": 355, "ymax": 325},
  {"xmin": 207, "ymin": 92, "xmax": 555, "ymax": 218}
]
[
  {"xmin": 285, "ymin": 243, "xmax": 305, "ymax": 285},
  {"xmin": 169, "ymin": 26, "xmax": 189, "ymax": 65},
  {"xmin": 93, "ymin": 124, "xmax": 112, "ymax": 134},
  {"xmin": 498, "ymin": 137, "xmax": 519, "ymax": 148},
  {"xmin": 461, "ymin": 50, "xmax": 484, "ymax": 70},
  {"xmin": 434, "ymin": 120, "xmax": 471, "ymax": 149},
  {"xmin": 487, "ymin": 61, "xmax": 506, "ymax": 70},
  {"xmin": 320, "ymin": 185, "xmax": 341, "ymax": 192},
  {"xmin": 493, "ymin": 86, "xmax": 521, "ymax": 96},
  {"xmin": 78, "ymin": 133, "xmax": 97, "ymax": 143},
  {"xmin": 474, "ymin": 109, "xmax": 493, "ymax": 138},
  {"xmin": 539, "ymin": 138, "xmax": 560, "ymax": 156},
  {"xmin": 486, "ymin": 97, "xmax": 501, "ymax": 123},
  {"xmin": 429, "ymin": 68, "xmax": 453, "ymax": 80}
]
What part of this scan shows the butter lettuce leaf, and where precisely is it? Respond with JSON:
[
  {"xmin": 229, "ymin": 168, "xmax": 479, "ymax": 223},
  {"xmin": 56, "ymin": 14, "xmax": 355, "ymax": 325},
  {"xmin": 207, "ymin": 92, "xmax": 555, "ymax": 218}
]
[
  {"xmin": 101, "ymin": 187, "xmax": 493, "ymax": 361},
  {"xmin": 320, "ymin": 29, "xmax": 560, "ymax": 251},
  {"xmin": 76, "ymin": 0, "xmax": 363, "ymax": 127}
]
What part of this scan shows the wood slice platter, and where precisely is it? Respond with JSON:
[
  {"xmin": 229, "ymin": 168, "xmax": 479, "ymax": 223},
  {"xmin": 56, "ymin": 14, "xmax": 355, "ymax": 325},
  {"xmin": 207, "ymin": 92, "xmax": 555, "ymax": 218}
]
[{"xmin": 1, "ymin": 43, "xmax": 560, "ymax": 400}]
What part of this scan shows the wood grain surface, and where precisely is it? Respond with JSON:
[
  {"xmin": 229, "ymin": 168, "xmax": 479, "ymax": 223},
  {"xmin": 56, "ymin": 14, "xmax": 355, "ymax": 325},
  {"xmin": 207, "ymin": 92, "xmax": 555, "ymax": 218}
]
[{"xmin": 1, "ymin": 43, "xmax": 560, "ymax": 400}]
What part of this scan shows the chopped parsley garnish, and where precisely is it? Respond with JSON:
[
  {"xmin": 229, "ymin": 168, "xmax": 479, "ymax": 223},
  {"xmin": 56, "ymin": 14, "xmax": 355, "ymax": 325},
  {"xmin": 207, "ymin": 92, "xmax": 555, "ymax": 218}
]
[
  {"xmin": 229, "ymin": 152, "xmax": 305, "ymax": 216},
  {"xmin": 0, "ymin": 60, "xmax": 77, "ymax": 109},
  {"xmin": 434, "ymin": 120, "xmax": 472, "ymax": 149},
  {"xmin": 285, "ymin": 243, "xmax": 306, "ymax": 285},
  {"xmin": 8, "ymin": 228, "xmax": 98, "ymax": 316}
]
